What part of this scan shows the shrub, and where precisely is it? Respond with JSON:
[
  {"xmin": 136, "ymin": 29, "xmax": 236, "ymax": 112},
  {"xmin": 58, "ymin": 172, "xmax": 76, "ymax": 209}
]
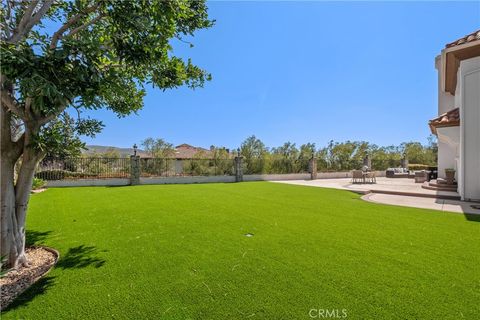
[
  {"xmin": 35, "ymin": 170, "xmax": 100, "ymax": 180},
  {"xmin": 35, "ymin": 170, "xmax": 66, "ymax": 180},
  {"xmin": 408, "ymin": 164, "xmax": 429, "ymax": 171},
  {"xmin": 32, "ymin": 177, "xmax": 46, "ymax": 190}
]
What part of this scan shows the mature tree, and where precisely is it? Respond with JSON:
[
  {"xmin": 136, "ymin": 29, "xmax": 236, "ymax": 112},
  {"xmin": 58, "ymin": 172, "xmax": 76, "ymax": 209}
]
[
  {"xmin": 425, "ymin": 135, "xmax": 438, "ymax": 165},
  {"xmin": 240, "ymin": 135, "xmax": 268, "ymax": 174},
  {"xmin": 141, "ymin": 137, "xmax": 174, "ymax": 158},
  {"xmin": 298, "ymin": 143, "xmax": 316, "ymax": 173},
  {"xmin": 210, "ymin": 146, "xmax": 233, "ymax": 175},
  {"xmin": 271, "ymin": 142, "xmax": 299, "ymax": 173},
  {"xmin": 298, "ymin": 143, "xmax": 315, "ymax": 161},
  {"xmin": 370, "ymin": 145, "xmax": 401, "ymax": 170},
  {"xmin": 1, "ymin": 0, "xmax": 213, "ymax": 267}
]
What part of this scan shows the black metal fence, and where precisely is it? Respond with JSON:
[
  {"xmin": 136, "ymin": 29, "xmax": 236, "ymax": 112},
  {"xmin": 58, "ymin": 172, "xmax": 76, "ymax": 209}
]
[
  {"xmin": 243, "ymin": 158, "xmax": 310, "ymax": 175},
  {"xmin": 35, "ymin": 157, "xmax": 130, "ymax": 180},
  {"xmin": 35, "ymin": 157, "xmax": 236, "ymax": 180},
  {"xmin": 140, "ymin": 158, "xmax": 235, "ymax": 177},
  {"xmin": 36, "ymin": 157, "xmax": 314, "ymax": 181}
]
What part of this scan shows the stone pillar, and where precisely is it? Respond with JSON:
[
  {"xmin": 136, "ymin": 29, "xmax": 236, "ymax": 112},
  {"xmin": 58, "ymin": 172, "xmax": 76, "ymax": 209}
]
[
  {"xmin": 400, "ymin": 156, "xmax": 408, "ymax": 169},
  {"xmin": 363, "ymin": 154, "xmax": 371, "ymax": 169},
  {"xmin": 309, "ymin": 157, "xmax": 317, "ymax": 180},
  {"xmin": 234, "ymin": 156, "xmax": 243, "ymax": 182},
  {"xmin": 130, "ymin": 155, "xmax": 140, "ymax": 185}
]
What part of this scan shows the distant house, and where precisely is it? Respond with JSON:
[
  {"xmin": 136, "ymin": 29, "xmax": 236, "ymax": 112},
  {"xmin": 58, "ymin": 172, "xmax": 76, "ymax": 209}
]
[
  {"xmin": 429, "ymin": 30, "xmax": 480, "ymax": 201},
  {"xmin": 173, "ymin": 144, "xmax": 214, "ymax": 159},
  {"xmin": 172, "ymin": 144, "xmax": 232, "ymax": 175}
]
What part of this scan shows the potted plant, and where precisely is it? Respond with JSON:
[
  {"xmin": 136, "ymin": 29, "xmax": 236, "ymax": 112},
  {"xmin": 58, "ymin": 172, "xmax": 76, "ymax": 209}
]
[{"xmin": 445, "ymin": 168, "xmax": 456, "ymax": 185}]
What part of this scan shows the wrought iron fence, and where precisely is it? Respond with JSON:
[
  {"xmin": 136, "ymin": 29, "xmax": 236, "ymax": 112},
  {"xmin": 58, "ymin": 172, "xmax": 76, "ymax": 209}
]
[
  {"xmin": 242, "ymin": 158, "xmax": 310, "ymax": 175},
  {"xmin": 316, "ymin": 158, "xmax": 364, "ymax": 172},
  {"xmin": 35, "ymin": 157, "xmax": 236, "ymax": 180},
  {"xmin": 35, "ymin": 157, "xmax": 130, "ymax": 180},
  {"xmin": 140, "ymin": 158, "xmax": 235, "ymax": 177}
]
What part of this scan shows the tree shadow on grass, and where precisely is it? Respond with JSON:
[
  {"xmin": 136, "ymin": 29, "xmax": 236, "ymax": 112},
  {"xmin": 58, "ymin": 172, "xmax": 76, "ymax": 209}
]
[
  {"xmin": 464, "ymin": 213, "xmax": 480, "ymax": 222},
  {"xmin": 26, "ymin": 230, "xmax": 107, "ymax": 269},
  {"xmin": 3, "ymin": 241, "xmax": 106, "ymax": 312},
  {"xmin": 56, "ymin": 245, "xmax": 106, "ymax": 269},
  {"xmin": 25, "ymin": 230, "xmax": 53, "ymax": 246},
  {"xmin": 3, "ymin": 276, "xmax": 56, "ymax": 312}
]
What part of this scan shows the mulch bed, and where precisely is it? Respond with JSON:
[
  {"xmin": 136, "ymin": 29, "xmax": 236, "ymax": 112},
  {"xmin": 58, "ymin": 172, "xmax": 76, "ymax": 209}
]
[
  {"xmin": 0, "ymin": 246, "xmax": 58, "ymax": 310},
  {"xmin": 31, "ymin": 188, "xmax": 47, "ymax": 194}
]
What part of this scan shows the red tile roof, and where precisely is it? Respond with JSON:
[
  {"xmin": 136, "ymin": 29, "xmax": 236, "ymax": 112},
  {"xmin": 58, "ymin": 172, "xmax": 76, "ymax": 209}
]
[
  {"xmin": 174, "ymin": 144, "xmax": 213, "ymax": 159},
  {"xmin": 429, "ymin": 108, "xmax": 460, "ymax": 134},
  {"xmin": 446, "ymin": 30, "xmax": 480, "ymax": 48}
]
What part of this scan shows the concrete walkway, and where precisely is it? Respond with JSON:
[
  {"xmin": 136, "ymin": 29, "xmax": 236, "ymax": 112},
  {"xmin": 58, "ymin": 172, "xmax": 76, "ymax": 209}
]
[
  {"xmin": 274, "ymin": 177, "xmax": 460, "ymax": 199},
  {"xmin": 362, "ymin": 193, "xmax": 480, "ymax": 215},
  {"xmin": 273, "ymin": 177, "xmax": 480, "ymax": 215}
]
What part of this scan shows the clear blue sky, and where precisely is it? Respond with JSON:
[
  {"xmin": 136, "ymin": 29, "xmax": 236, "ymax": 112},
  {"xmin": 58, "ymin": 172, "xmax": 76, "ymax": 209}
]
[{"xmin": 81, "ymin": 1, "xmax": 480, "ymax": 150}]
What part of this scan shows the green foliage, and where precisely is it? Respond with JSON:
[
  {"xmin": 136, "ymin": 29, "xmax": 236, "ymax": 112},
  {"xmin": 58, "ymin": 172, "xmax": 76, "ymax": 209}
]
[
  {"xmin": 32, "ymin": 177, "xmax": 45, "ymax": 189},
  {"xmin": 37, "ymin": 113, "xmax": 102, "ymax": 158},
  {"xmin": 317, "ymin": 140, "xmax": 365, "ymax": 171},
  {"xmin": 269, "ymin": 142, "xmax": 309, "ymax": 174},
  {"xmin": 130, "ymin": 136, "xmax": 438, "ymax": 176},
  {"xmin": 35, "ymin": 170, "xmax": 64, "ymax": 181},
  {"xmin": 238, "ymin": 136, "xmax": 437, "ymax": 174},
  {"xmin": 240, "ymin": 135, "xmax": 268, "ymax": 174},
  {"xmin": 141, "ymin": 137, "xmax": 174, "ymax": 158},
  {"xmin": 1, "ymin": 0, "xmax": 213, "ymax": 157},
  {"xmin": 35, "ymin": 157, "xmax": 129, "ymax": 180},
  {"xmin": 182, "ymin": 148, "xmax": 234, "ymax": 176},
  {"xmin": 408, "ymin": 164, "xmax": 430, "ymax": 171},
  {"xmin": 35, "ymin": 170, "xmax": 93, "ymax": 180}
]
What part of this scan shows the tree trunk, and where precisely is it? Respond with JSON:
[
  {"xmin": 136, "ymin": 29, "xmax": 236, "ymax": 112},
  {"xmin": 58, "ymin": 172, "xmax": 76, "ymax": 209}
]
[
  {"xmin": 0, "ymin": 156, "xmax": 28, "ymax": 268},
  {"xmin": 0, "ymin": 107, "xmax": 42, "ymax": 268}
]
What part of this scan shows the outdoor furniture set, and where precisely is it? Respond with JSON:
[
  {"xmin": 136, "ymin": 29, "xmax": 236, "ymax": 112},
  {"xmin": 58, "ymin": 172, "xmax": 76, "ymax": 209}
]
[{"xmin": 351, "ymin": 169, "xmax": 376, "ymax": 184}]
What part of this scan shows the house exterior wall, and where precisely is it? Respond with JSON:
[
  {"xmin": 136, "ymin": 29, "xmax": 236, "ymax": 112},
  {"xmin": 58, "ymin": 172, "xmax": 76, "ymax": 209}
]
[
  {"xmin": 436, "ymin": 127, "xmax": 460, "ymax": 179},
  {"xmin": 457, "ymin": 56, "xmax": 480, "ymax": 201},
  {"xmin": 435, "ymin": 55, "xmax": 455, "ymax": 115}
]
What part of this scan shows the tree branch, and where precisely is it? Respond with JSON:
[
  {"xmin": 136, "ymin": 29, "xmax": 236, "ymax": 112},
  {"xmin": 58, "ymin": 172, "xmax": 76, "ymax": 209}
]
[
  {"xmin": 38, "ymin": 104, "xmax": 68, "ymax": 126},
  {"xmin": 12, "ymin": 0, "xmax": 39, "ymax": 39},
  {"xmin": 8, "ymin": 0, "xmax": 54, "ymax": 44},
  {"xmin": 0, "ymin": 89, "xmax": 25, "ymax": 119},
  {"xmin": 11, "ymin": 133, "xmax": 25, "ymax": 161},
  {"xmin": 49, "ymin": 4, "xmax": 100, "ymax": 49},
  {"xmin": 1, "ymin": 0, "xmax": 16, "ymax": 40},
  {"xmin": 66, "ymin": 13, "xmax": 105, "ymax": 38}
]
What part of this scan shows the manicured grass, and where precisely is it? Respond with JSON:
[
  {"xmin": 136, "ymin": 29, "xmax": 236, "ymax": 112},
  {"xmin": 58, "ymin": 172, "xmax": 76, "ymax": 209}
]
[{"xmin": 3, "ymin": 182, "xmax": 480, "ymax": 319}]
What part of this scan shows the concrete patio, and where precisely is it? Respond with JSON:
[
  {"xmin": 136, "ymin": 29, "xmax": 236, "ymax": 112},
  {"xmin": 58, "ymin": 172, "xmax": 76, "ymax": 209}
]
[{"xmin": 274, "ymin": 177, "xmax": 480, "ymax": 215}]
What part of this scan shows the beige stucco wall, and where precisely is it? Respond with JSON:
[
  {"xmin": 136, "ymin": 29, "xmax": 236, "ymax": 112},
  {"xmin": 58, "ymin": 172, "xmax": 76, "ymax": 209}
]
[
  {"xmin": 435, "ymin": 55, "xmax": 455, "ymax": 115},
  {"xmin": 457, "ymin": 56, "xmax": 480, "ymax": 201},
  {"xmin": 436, "ymin": 127, "xmax": 459, "ymax": 179}
]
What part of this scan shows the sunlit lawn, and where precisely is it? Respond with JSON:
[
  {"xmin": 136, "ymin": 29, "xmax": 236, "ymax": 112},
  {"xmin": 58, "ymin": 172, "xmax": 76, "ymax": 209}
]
[{"xmin": 3, "ymin": 182, "xmax": 480, "ymax": 319}]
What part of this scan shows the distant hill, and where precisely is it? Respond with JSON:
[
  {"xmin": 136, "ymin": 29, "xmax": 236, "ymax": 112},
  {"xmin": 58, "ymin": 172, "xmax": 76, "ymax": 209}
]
[{"xmin": 84, "ymin": 145, "xmax": 148, "ymax": 157}]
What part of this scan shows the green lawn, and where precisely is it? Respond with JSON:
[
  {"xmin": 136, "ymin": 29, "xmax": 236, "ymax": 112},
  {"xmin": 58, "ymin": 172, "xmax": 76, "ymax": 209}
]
[{"xmin": 3, "ymin": 182, "xmax": 480, "ymax": 319}]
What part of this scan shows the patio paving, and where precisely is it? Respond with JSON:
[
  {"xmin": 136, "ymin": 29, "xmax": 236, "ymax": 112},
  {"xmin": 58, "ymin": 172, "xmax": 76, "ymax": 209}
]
[
  {"xmin": 362, "ymin": 193, "xmax": 480, "ymax": 215},
  {"xmin": 274, "ymin": 177, "xmax": 460, "ymax": 199},
  {"xmin": 273, "ymin": 177, "xmax": 480, "ymax": 215}
]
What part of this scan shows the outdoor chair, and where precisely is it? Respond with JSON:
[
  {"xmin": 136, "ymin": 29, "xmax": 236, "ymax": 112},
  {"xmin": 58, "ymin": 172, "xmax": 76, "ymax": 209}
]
[
  {"xmin": 414, "ymin": 170, "xmax": 428, "ymax": 183},
  {"xmin": 351, "ymin": 170, "xmax": 364, "ymax": 184},
  {"xmin": 365, "ymin": 171, "xmax": 376, "ymax": 184}
]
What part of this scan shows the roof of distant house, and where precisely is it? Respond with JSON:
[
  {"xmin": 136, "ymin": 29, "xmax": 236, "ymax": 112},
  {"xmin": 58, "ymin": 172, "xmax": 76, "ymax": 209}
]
[
  {"xmin": 174, "ymin": 144, "xmax": 213, "ymax": 159},
  {"xmin": 446, "ymin": 30, "xmax": 480, "ymax": 48},
  {"xmin": 429, "ymin": 107, "xmax": 460, "ymax": 134}
]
